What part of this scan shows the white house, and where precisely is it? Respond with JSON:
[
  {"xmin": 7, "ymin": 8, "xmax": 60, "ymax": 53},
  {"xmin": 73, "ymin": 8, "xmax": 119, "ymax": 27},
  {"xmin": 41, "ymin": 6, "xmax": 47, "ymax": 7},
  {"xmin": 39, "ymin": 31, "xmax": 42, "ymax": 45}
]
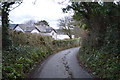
[
  {"xmin": 51, "ymin": 30, "xmax": 57, "ymax": 40},
  {"xmin": 35, "ymin": 24, "xmax": 57, "ymax": 40},
  {"xmin": 41, "ymin": 28, "xmax": 57, "ymax": 40},
  {"xmin": 36, "ymin": 26, "xmax": 57, "ymax": 40},
  {"xmin": 10, "ymin": 24, "xmax": 57, "ymax": 40}
]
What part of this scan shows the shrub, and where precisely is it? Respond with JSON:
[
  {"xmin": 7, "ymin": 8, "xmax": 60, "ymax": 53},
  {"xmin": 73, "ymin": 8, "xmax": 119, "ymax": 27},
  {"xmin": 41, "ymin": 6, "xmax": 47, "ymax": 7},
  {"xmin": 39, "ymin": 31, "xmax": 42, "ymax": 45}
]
[
  {"xmin": 2, "ymin": 45, "xmax": 53, "ymax": 78},
  {"xmin": 10, "ymin": 31, "xmax": 53, "ymax": 47},
  {"xmin": 52, "ymin": 38, "xmax": 80, "ymax": 48},
  {"xmin": 3, "ymin": 31, "xmax": 80, "ymax": 78},
  {"xmin": 78, "ymin": 46, "xmax": 120, "ymax": 79}
]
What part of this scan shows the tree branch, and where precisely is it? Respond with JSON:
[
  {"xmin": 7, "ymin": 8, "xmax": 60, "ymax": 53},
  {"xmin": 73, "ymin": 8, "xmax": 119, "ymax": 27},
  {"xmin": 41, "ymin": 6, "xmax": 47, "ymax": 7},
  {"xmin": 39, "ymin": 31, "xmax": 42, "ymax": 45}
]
[{"xmin": 9, "ymin": 1, "xmax": 23, "ymax": 11}]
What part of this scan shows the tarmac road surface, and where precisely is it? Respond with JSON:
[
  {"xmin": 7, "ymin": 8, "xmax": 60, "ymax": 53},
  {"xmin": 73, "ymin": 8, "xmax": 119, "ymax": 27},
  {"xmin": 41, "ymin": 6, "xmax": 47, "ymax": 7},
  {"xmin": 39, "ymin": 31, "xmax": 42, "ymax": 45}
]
[{"xmin": 31, "ymin": 47, "xmax": 92, "ymax": 78}]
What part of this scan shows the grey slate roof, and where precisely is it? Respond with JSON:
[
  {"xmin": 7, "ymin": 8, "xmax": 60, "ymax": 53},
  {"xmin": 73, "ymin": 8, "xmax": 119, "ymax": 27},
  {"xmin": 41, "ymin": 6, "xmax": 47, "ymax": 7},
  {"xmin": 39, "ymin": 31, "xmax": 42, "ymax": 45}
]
[
  {"xmin": 9, "ymin": 24, "xmax": 18, "ymax": 29},
  {"xmin": 36, "ymin": 25, "xmax": 57, "ymax": 33},
  {"xmin": 46, "ymin": 27, "xmax": 57, "ymax": 33},
  {"xmin": 17, "ymin": 24, "xmax": 35, "ymax": 32},
  {"xmin": 35, "ymin": 25, "xmax": 46, "ymax": 32},
  {"xmin": 10, "ymin": 24, "xmax": 56, "ymax": 33},
  {"xmin": 46, "ymin": 27, "xmax": 54, "ymax": 33}
]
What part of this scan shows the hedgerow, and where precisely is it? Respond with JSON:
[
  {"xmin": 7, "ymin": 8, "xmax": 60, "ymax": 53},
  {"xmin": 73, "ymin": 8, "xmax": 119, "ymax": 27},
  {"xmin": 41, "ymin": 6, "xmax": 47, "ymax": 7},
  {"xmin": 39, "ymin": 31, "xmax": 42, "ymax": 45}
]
[
  {"xmin": 2, "ymin": 31, "xmax": 80, "ymax": 79},
  {"xmin": 78, "ymin": 46, "xmax": 120, "ymax": 79}
]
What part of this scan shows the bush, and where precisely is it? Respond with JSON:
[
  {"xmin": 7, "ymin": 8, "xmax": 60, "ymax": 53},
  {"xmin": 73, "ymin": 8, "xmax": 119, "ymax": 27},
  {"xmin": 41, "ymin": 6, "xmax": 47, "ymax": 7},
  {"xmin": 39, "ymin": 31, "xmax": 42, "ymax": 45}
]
[
  {"xmin": 78, "ymin": 46, "xmax": 120, "ymax": 79},
  {"xmin": 2, "ymin": 45, "xmax": 53, "ymax": 78},
  {"xmin": 3, "ymin": 31, "xmax": 80, "ymax": 78},
  {"xmin": 10, "ymin": 31, "xmax": 53, "ymax": 47},
  {"xmin": 52, "ymin": 38, "xmax": 80, "ymax": 48}
]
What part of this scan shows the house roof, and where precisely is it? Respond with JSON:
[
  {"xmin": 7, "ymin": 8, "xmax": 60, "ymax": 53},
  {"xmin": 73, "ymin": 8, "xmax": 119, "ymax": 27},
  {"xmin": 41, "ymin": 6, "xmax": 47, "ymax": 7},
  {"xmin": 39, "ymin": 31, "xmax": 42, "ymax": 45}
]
[
  {"xmin": 46, "ymin": 27, "xmax": 57, "ymax": 33},
  {"xmin": 25, "ymin": 26, "xmax": 35, "ymax": 32},
  {"xmin": 34, "ymin": 27, "xmax": 41, "ymax": 32},
  {"xmin": 11, "ymin": 24, "xmax": 56, "ymax": 33},
  {"xmin": 35, "ymin": 25, "xmax": 49, "ymax": 33},
  {"xmin": 35, "ymin": 25, "xmax": 57, "ymax": 33},
  {"xmin": 9, "ymin": 24, "xmax": 18, "ymax": 29},
  {"xmin": 15, "ymin": 24, "xmax": 35, "ymax": 32}
]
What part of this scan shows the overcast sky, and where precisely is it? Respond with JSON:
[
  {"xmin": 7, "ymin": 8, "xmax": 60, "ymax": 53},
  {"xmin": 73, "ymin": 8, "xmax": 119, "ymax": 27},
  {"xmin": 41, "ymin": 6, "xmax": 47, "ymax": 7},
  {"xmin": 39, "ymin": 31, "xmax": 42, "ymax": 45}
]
[{"xmin": 9, "ymin": 0, "xmax": 73, "ymax": 29}]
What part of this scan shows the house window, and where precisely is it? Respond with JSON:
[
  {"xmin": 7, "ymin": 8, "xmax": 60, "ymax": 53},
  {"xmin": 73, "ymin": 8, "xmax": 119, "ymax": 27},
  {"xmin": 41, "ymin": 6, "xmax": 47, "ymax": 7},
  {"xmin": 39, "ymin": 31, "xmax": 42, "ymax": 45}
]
[{"xmin": 52, "ymin": 32, "xmax": 54, "ymax": 35}]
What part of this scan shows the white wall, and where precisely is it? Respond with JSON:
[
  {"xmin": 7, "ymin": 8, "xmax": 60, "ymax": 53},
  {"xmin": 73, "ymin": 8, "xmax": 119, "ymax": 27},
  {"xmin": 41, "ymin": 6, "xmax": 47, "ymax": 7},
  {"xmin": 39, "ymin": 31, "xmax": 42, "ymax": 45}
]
[
  {"xmin": 51, "ymin": 31, "xmax": 57, "ymax": 40},
  {"xmin": 57, "ymin": 34, "xmax": 70, "ymax": 40},
  {"xmin": 31, "ymin": 29, "xmax": 40, "ymax": 33},
  {"xmin": 42, "ymin": 33, "xmax": 51, "ymax": 36}
]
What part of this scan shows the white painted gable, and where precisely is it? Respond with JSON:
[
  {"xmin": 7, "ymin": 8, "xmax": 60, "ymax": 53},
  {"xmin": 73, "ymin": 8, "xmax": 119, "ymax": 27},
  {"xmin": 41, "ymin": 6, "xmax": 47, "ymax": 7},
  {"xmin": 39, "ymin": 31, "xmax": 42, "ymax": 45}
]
[
  {"xmin": 14, "ymin": 26, "xmax": 24, "ymax": 32},
  {"xmin": 51, "ymin": 30, "xmax": 57, "ymax": 40},
  {"xmin": 31, "ymin": 29, "xmax": 40, "ymax": 33}
]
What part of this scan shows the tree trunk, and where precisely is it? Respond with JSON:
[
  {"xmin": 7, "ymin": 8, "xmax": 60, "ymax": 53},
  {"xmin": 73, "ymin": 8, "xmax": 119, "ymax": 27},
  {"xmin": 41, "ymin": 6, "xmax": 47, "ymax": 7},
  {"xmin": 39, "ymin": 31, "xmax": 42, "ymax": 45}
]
[
  {"xmin": 2, "ymin": 2, "xmax": 14, "ymax": 50},
  {"xmin": 69, "ymin": 35, "xmax": 72, "ymax": 39}
]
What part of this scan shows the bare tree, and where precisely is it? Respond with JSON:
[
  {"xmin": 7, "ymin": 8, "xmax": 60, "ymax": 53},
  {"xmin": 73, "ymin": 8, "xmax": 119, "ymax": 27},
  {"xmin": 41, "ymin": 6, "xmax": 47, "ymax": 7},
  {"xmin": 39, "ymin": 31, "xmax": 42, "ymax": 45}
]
[{"xmin": 58, "ymin": 16, "xmax": 74, "ymax": 39}]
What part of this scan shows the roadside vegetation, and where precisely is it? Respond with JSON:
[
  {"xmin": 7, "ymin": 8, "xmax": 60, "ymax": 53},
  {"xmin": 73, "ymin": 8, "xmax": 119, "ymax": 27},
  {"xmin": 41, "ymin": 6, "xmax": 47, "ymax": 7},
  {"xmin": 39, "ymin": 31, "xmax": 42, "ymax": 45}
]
[
  {"xmin": 78, "ymin": 47, "xmax": 119, "ymax": 78},
  {"xmin": 2, "ymin": 1, "xmax": 120, "ymax": 79},
  {"xmin": 2, "ymin": 30, "xmax": 80, "ymax": 78},
  {"xmin": 52, "ymin": 38, "xmax": 80, "ymax": 51},
  {"xmin": 63, "ymin": 2, "xmax": 120, "ymax": 79},
  {"xmin": 1, "ymin": 2, "xmax": 79, "ymax": 79}
]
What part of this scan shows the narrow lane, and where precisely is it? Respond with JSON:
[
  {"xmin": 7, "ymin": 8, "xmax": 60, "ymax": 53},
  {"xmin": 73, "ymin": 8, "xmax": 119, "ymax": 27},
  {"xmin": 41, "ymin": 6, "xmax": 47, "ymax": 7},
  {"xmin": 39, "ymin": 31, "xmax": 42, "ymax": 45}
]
[{"xmin": 31, "ymin": 47, "xmax": 92, "ymax": 78}]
